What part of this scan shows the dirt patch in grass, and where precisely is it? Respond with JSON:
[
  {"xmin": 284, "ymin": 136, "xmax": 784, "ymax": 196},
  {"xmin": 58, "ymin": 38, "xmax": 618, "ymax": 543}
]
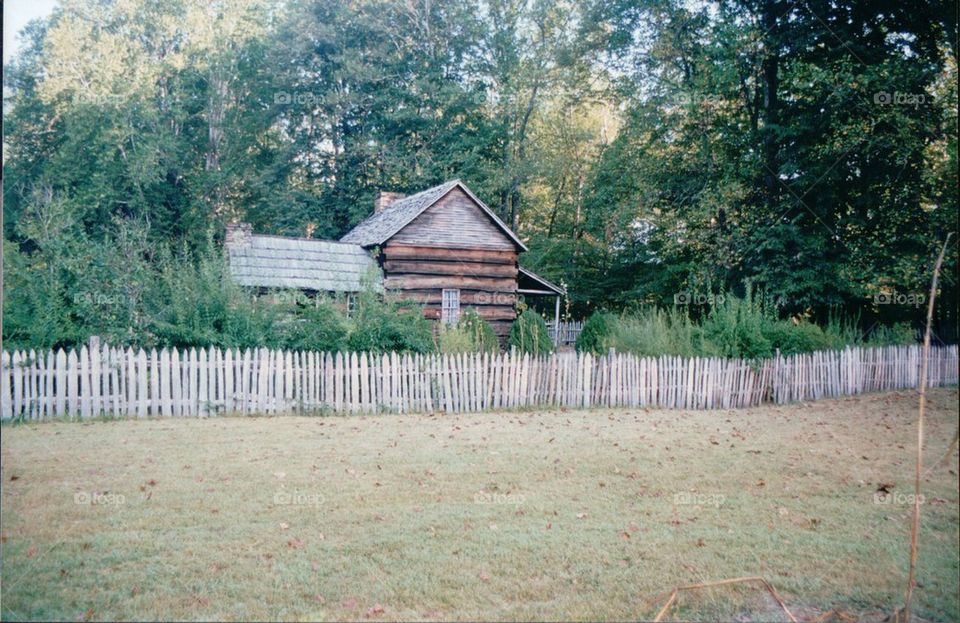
[{"xmin": 2, "ymin": 389, "xmax": 958, "ymax": 621}]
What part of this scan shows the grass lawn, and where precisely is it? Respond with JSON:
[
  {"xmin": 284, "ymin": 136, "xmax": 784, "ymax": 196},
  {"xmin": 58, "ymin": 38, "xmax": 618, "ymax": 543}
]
[{"xmin": 1, "ymin": 388, "xmax": 958, "ymax": 622}]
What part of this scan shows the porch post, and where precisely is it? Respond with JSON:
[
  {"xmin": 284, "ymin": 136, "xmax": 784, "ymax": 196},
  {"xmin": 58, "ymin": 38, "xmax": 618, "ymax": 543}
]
[{"xmin": 553, "ymin": 295, "xmax": 561, "ymax": 345}]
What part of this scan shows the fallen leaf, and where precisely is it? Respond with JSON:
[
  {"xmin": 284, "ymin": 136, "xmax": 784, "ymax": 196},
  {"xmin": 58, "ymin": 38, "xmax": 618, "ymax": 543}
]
[
  {"xmin": 279, "ymin": 522, "xmax": 290, "ymax": 531},
  {"xmin": 365, "ymin": 603, "xmax": 385, "ymax": 618},
  {"xmin": 287, "ymin": 538, "xmax": 306, "ymax": 549}
]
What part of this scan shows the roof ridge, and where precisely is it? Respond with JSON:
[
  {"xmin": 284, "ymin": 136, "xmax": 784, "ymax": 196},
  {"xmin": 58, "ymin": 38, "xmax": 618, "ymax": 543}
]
[{"xmin": 340, "ymin": 179, "xmax": 526, "ymax": 251}]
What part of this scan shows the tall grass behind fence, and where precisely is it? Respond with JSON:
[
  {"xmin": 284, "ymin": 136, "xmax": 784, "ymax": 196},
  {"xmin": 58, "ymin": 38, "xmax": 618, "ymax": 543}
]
[{"xmin": 1, "ymin": 345, "xmax": 956, "ymax": 420}]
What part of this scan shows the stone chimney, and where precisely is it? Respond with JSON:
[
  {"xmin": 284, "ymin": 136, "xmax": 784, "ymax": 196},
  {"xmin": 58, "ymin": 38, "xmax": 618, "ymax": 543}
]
[
  {"xmin": 374, "ymin": 191, "xmax": 406, "ymax": 214},
  {"xmin": 225, "ymin": 221, "xmax": 253, "ymax": 248}
]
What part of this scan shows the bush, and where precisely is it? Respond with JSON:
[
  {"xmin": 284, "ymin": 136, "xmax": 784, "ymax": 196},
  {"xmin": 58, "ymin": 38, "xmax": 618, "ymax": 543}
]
[
  {"xmin": 576, "ymin": 311, "xmax": 614, "ymax": 354},
  {"xmin": 146, "ymin": 246, "xmax": 278, "ymax": 349},
  {"xmin": 346, "ymin": 289, "xmax": 434, "ymax": 354},
  {"xmin": 277, "ymin": 300, "xmax": 350, "ymax": 353},
  {"xmin": 604, "ymin": 307, "xmax": 711, "ymax": 357},
  {"xmin": 438, "ymin": 310, "xmax": 499, "ymax": 354},
  {"xmin": 762, "ymin": 320, "xmax": 832, "ymax": 356},
  {"xmin": 508, "ymin": 310, "xmax": 553, "ymax": 354},
  {"xmin": 458, "ymin": 310, "xmax": 500, "ymax": 353},
  {"xmin": 699, "ymin": 288, "xmax": 772, "ymax": 359}
]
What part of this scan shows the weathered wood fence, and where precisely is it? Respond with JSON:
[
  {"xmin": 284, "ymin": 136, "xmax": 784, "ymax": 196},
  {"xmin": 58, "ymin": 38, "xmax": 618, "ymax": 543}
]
[
  {"xmin": 547, "ymin": 321, "xmax": 583, "ymax": 346},
  {"xmin": 1, "ymin": 345, "xmax": 956, "ymax": 420}
]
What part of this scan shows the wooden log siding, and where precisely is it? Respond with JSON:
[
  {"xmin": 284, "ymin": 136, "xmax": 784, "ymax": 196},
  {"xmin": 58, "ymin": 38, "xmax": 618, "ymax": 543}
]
[
  {"xmin": 3, "ymin": 344, "xmax": 957, "ymax": 420},
  {"xmin": 382, "ymin": 242, "xmax": 519, "ymax": 335}
]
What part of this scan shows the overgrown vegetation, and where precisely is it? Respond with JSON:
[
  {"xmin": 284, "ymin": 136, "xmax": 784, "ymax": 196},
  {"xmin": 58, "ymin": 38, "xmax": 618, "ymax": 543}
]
[
  {"xmin": 1, "ymin": 219, "xmax": 433, "ymax": 354},
  {"xmin": 577, "ymin": 290, "xmax": 917, "ymax": 359},
  {"xmin": 509, "ymin": 309, "xmax": 554, "ymax": 355},
  {"xmin": 437, "ymin": 310, "xmax": 499, "ymax": 354}
]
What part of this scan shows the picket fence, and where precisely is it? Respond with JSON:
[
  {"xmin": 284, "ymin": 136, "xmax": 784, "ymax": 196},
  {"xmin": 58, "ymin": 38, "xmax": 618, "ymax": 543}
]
[
  {"xmin": 1, "ymin": 344, "xmax": 956, "ymax": 420},
  {"xmin": 547, "ymin": 321, "xmax": 584, "ymax": 346}
]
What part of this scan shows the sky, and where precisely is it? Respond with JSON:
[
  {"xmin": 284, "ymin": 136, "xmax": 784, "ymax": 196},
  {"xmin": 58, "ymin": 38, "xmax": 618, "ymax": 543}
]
[{"xmin": 3, "ymin": 0, "xmax": 58, "ymax": 64}]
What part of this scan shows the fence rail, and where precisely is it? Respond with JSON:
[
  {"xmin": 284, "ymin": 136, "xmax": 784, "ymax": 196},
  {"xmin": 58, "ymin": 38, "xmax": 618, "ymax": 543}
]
[{"xmin": 1, "ymin": 345, "xmax": 956, "ymax": 420}]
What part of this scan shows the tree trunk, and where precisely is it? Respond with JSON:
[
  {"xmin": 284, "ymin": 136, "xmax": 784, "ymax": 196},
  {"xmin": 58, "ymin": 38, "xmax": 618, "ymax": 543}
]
[{"xmin": 760, "ymin": 0, "xmax": 780, "ymax": 212}]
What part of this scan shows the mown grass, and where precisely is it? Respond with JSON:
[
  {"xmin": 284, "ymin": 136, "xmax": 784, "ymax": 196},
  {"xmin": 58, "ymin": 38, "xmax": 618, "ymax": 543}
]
[{"xmin": 1, "ymin": 389, "xmax": 957, "ymax": 621}]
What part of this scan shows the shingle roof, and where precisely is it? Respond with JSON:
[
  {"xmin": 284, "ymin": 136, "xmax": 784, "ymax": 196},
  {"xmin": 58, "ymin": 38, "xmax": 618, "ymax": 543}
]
[
  {"xmin": 228, "ymin": 234, "xmax": 380, "ymax": 293},
  {"xmin": 340, "ymin": 179, "xmax": 527, "ymax": 251}
]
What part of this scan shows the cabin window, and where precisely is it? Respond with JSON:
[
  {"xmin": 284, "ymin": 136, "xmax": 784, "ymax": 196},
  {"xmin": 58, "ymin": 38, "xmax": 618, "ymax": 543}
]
[
  {"xmin": 346, "ymin": 294, "xmax": 358, "ymax": 317},
  {"xmin": 441, "ymin": 289, "xmax": 460, "ymax": 325}
]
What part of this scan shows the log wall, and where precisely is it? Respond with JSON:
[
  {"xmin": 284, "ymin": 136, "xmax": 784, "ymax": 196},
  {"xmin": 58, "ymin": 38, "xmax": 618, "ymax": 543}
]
[{"xmin": 379, "ymin": 187, "xmax": 526, "ymax": 338}]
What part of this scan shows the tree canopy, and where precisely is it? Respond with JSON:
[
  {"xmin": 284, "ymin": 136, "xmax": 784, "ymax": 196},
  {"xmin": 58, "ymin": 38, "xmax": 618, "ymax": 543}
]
[{"xmin": 3, "ymin": 0, "xmax": 957, "ymax": 348}]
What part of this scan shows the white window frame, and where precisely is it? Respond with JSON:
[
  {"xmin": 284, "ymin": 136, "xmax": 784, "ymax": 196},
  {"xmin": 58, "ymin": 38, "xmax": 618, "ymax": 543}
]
[
  {"xmin": 345, "ymin": 293, "xmax": 358, "ymax": 318},
  {"xmin": 441, "ymin": 289, "xmax": 460, "ymax": 325}
]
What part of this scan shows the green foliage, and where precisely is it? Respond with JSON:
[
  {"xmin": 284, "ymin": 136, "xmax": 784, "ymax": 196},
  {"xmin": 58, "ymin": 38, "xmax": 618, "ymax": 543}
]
[
  {"xmin": 604, "ymin": 308, "xmax": 711, "ymax": 358},
  {"xmin": 274, "ymin": 300, "xmax": 350, "ymax": 353},
  {"xmin": 438, "ymin": 310, "xmax": 499, "ymax": 354},
  {"xmin": 1, "ymin": 0, "xmax": 956, "ymax": 349},
  {"xmin": 761, "ymin": 321, "xmax": 832, "ymax": 357},
  {"xmin": 596, "ymin": 292, "xmax": 917, "ymax": 360},
  {"xmin": 576, "ymin": 311, "xmax": 615, "ymax": 354},
  {"xmin": 145, "ymin": 246, "xmax": 277, "ymax": 349},
  {"xmin": 509, "ymin": 310, "xmax": 554, "ymax": 355},
  {"xmin": 700, "ymin": 289, "xmax": 773, "ymax": 359},
  {"xmin": 346, "ymin": 290, "xmax": 434, "ymax": 354}
]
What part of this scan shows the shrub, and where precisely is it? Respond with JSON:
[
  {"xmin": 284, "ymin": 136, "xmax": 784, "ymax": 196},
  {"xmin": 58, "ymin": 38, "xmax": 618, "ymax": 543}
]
[
  {"xmin": 865, "ymin": 322, "xmax": 916, "ymax": 346},
  {"xmin": 508, "ymin": 310, "xmax": 553, "ymax": 354},
  {"xmin": 346, "ymin": 289, "xmax": 434, "ymax": 354},
  {"xmin": 458, "ymin": 309, "xmax": 499, "ymax": 353},
  {"xmin": 762, "ymin": 320, "xmax": 832, "ymax": 356},
  {"xmin": 437, "ymin": 324, "xmax": 476, "ymax": 354},
  {"xmin": 604, "ymin": 307, "xmax": 711, "ymax": 357},
  {"xmin": 700, "ymin": 289, "xmax": 772, "ymax": 359},
  {"xmin": 146, "ymin": 246, "xmax": 277, "ymax": 349},
  {"xmin": 576, "ymin": 311, "xmax": 614, "ymax": 354},
  {"xmin": 277, "ymin": 300, "xmax": 350, "ymax": 353},
  {"xmin": 438, "ymin": 310, "xmax": 499, "ymax": 354}
]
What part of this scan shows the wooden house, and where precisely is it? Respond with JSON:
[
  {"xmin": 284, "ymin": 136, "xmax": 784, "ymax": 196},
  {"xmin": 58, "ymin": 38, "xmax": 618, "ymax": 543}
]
[{"xmin": 227, "ymin": 179, "xmax": 565, "ymax": 341}]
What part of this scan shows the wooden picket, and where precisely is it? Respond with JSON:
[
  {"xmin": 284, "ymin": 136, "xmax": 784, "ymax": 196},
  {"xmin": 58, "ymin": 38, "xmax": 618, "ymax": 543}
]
[{"xmin": 0, "ymin": 343, "xmax": 956, "ymax": 420}]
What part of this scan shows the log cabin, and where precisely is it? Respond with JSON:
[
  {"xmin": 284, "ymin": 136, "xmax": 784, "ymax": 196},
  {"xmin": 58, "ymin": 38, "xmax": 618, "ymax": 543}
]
[{"xmin": 226, "ymin": 179, "xmax": 565, "ymax": 342}]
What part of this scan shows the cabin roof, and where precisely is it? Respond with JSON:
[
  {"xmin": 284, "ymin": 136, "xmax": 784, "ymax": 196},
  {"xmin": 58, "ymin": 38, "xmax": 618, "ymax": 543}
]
[
  {"xmin": 518, "ymin": 266, "xmax": 566, "ymax": 296},
  {"xmin": 227, "ymin": 234, "xmax": 380, "ymax": 293},
  {"xmin": 340, "ymin": 179, "xmax": 528, "ymax": 251}
]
